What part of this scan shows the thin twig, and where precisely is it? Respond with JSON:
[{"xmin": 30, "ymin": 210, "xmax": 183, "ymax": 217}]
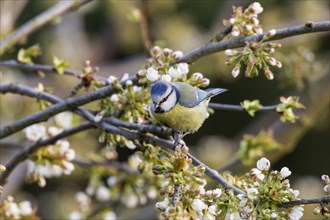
[
  {"xmin": 0, "ymin": 60, "xmax": 108, "ymax": 83},
  {"xmin": 281, "ymin": 195, "xmax": 330, "ymax": 207},
  {"xmin": 139, "ymin": 0, "xmax": 153, "ymax": 54},
  {"xmin": 209, "ymin": 103, "xmax": 278, "ymax": 112},
  {"xmin": 179, "ymin": 21, "xmax": 330, "ymax": 64},
  {"xmin": 0, "ymin": 122, "xmax": 94, "ymax": 184},
  {"xmin": 0, "ymin": 0, "xmax": 94, "ymax": 55},
  {"xmin": 211, "ymin": 25, "xmax": 233, "ymax": 42}
]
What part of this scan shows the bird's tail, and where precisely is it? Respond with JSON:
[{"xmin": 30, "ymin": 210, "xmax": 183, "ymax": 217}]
[{"xmin": 205, "ymin": 88, "xmax": 227, "ymax": 98}]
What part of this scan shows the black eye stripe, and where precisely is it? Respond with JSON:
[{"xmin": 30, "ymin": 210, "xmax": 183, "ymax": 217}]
[{"xmin": 160, "ymin": 88, "xmax": 174, "ymax": 104}]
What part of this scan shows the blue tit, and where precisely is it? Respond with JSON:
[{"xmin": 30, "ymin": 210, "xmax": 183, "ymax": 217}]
[{"xmin": 149, "ymin": 80, "xmax": 226, "ymax": 139}]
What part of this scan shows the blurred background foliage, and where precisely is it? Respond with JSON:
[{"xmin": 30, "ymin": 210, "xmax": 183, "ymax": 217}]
[{"xmin": 0, "ymin": 0, "xmax": 329, "ymax": 219}]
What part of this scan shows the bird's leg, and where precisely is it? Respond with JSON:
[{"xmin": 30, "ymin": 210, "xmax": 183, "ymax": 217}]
[{"xmin": 172, "ymin": 131, "xmax": 190, "ymax": 147}]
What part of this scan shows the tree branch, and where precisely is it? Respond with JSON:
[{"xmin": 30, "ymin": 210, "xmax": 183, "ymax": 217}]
[
  {"xmin": 0, "ymin": 0, "xmax": 94, "ymax": 55},
  {"xmin": 179, "ymin": 21, "xmax": 330, "ymax": 64},
  {"xmin": 0, "ymin": 76, "xmax": 137, "ymax": 139},
  {"xmin": 138, "ymin": 0, "xmax": 153, "ymax": 54},
  {"xmin": 281, "ymin": 195, "xmax": 330, "ymax": 207}
]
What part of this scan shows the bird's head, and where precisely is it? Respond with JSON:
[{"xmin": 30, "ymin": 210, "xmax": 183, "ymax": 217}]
[{"xmin": 150, "ymin": 81, "xmax": 180, "ymax": 113}]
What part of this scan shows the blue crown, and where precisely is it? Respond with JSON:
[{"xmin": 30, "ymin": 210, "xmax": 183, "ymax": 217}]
[
  {"xmin": 151, "ymin": 81, "xmax": 170, "ymax": 97},
  {"xmin": 151, "ymin": 81, "xmax": 180, "ymax": 101}
]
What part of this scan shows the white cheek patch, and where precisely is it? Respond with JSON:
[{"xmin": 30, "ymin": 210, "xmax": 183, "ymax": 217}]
[{"xmin": 161, "ymin": 91, "xmax": 177, "ymax": 112}]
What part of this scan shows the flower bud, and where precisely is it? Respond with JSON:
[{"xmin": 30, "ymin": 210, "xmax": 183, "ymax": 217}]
[
  {"xmin": 172, "ymin": 51, "xmax": 183, "ymax": 60},
  {"xmin": 232, "ymin": 67, "xmax": 240, "ymax": 78},
  {"xmin": 152, "ymin": 165, "xmax": 166, "ymax": 175},
  {"xmin": 151, "ymin": 46, "xmax": 162, "ymax": 57}
]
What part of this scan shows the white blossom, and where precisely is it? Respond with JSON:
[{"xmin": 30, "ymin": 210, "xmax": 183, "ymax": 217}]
[
  {"xmin": 191, "ymin": 198, "xmax": 207, "ymax": 212},
  {"xmin": 54, "ymin": 112, "xmax": 73, "ymax": 129},
  {"xmin": 49, "ymin": 164, "xmax": 63, "ymax": 177},
  {"xmin": 268, "ymin": 29, "xmax": 276, "ymax": 37},
  {"xmin": 245, "ymin": 24, "xmax": 253, "ymax": 31},
  {"xmin": 8, "ymin": 201, "xmax": 20, "ymax": 218},
  {"xmin": 128, "ymin": 154, "xmax": 142, "ymax": 169},
  {"xmin": 18, "ymin": 201, "xmax": 33, "ymax": 216},
  {"xmin": 96, "ymin": 185, "xmax": 111, "ymax": 201},
  {"xmin": 147, "ymin": 186, "xmax": 158, "ymax": 199},
  {"xmin": 103, "ymin": 211, "xmax": 117, "ymax": 220},
  {"xmin": 231, "ymin": 28, "xmax": 240, "ymax": 37},
  {"xmin": 107, "ymin": 75, "xmax": 118, "ymax": 84},
  {"xmin": 126, "ymin": 80, "xmax": 133, "ymax": 86},
  {"xmin": 57, "ymin": 140, "xmax": 70, "ymax": 152},
  {"xmin": 155, "ymin": 197, "xmax": 169, "ymax": 210},
  {"xmin": 229, "ymin": 18, "xmax": 236, "ymax": 24},
  {"xmin": 107, "ymin": 176, "xmax": 118, "ymax": 186},
  {"xmin": 198, "ymin": 185, "xmax": 206, "ymax": 194},
  {"xmin": 172, "ymin": 50, "xmax": 183, "ymax": 59},
  {"xmin": 168, "ymin": 67, "xmax": 181, "ymax": 79},
  {"xmin": 203, "ymin": 212, "xmax": 216, "ymax": 220},
  {"xmin": 62, "ymin": 161, "xmax": 75, "ymax": 175},
  {"xmin": 146, "ymin": 67, "xmax": 159, "ymax": 82},
  {"xmin": 121, "ymin": 73, "xmax": 129, "ymax": 82},
  {"xmin": 250, "ymin": 168, "xmax": 265, "ymax": 181},
  {"xmin": 225, "ymin": 49, "xmax": 238, "ymax": 56},
  {"xmin": 132, "ymin": 86, "xmax": 142, "ymax": 93},
  {"xmin": 160, "ymin": 74, "xmax": 171, "ymax": 82},
  {"xmin": 69, "ymin": 211, "xmax": 82, "ymax": 220},
  {"xmin": 255, "ymin": 27, "xmax": 263, "ymax": 34},
  {"xmin": 280, "ymin": 167, "xmax": 291, "ymax": 178},
  {"xmin": 24, "ymin": 124, "xmax": 46, "ymax": 141},
  {"xmin": 124, "ymin": 140, "xmax": 136, "ymax": 149},
  {"xmin": 86, "ymin": 184, "xmax": 95, "ymax": 195},
  {"xmin": 270, "ymin": 212, "xmax": 277, "ymax": 218},
  {"xmin": 237, "ymin": 194, "xmax": 248, "ymax": 207},
  {"xmin": 121, "ymin": 193, "xmax": 139, "ymax": 208},
  {"xmin": 208, "ymin": 205, "xmax": 217, "ymax": 215},
  {"xmin": 177, "ymin": 63, "xmax": 189, "ymax": 75},
  {"xmin": 75, "ymin": 191, "xmax": 91, "ymax": 208},
  {"xmin": 47, "ymin": 126, "xmax": 63, "ymax": 136},
  {"xmin": 289, "ymin": 206, "xmax": 304, "ymax": 219},
  {"xmin": 250, "ymin": 2, "xmax": 263, "ymax": 14},
  {"xmin": 246, "ymin": 187, "xmax": 259, "ymax": 200},
  {"xmin": 225, "ymin": 211, "xmax": 241, "ymax": 220},
  {"xmin": 110, "ymin": 94, "xmax": 119, "ymax": 102},
  {"xmin": 162, "ymin": 181, "xmax": 170, "ymax": 189},
  {"xmin": 256, "ymin": 157, "xmax": 270, "ymax": 171},
  {"xmin": 94, "ymin": 112, "xmax": 104, "ymax": 123}
]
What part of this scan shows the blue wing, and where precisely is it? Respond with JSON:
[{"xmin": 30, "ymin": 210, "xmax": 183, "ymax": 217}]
[{"xmin": 173, "ymin": 82, "xmax": 227, "ymax": 108}]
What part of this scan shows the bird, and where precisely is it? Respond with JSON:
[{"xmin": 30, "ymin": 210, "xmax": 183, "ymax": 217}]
[{"xmin": 149, "ymin": 80, "xmax": 227, "ymax": 143}]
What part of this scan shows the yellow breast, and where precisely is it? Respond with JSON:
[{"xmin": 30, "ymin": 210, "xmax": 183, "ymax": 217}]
[{"xmin": 151, "ymin": 100, "xmax": 210, "ymax": 133}]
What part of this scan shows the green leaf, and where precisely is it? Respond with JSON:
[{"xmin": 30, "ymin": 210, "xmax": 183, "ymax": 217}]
[
  {"xmin": 276, "ymin": 96, "xmax": 305, "ymax": 123},
  {"xmin": 241, "ymin": 99, "xmax": 262, "ymax": 116},
  {"xmin": 52, "ymin": 56, "xmax": 69, "ymax": 75},
  {"xmin": 17, "ymin": 44, "xmax": 42, "ymax": 64}
]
